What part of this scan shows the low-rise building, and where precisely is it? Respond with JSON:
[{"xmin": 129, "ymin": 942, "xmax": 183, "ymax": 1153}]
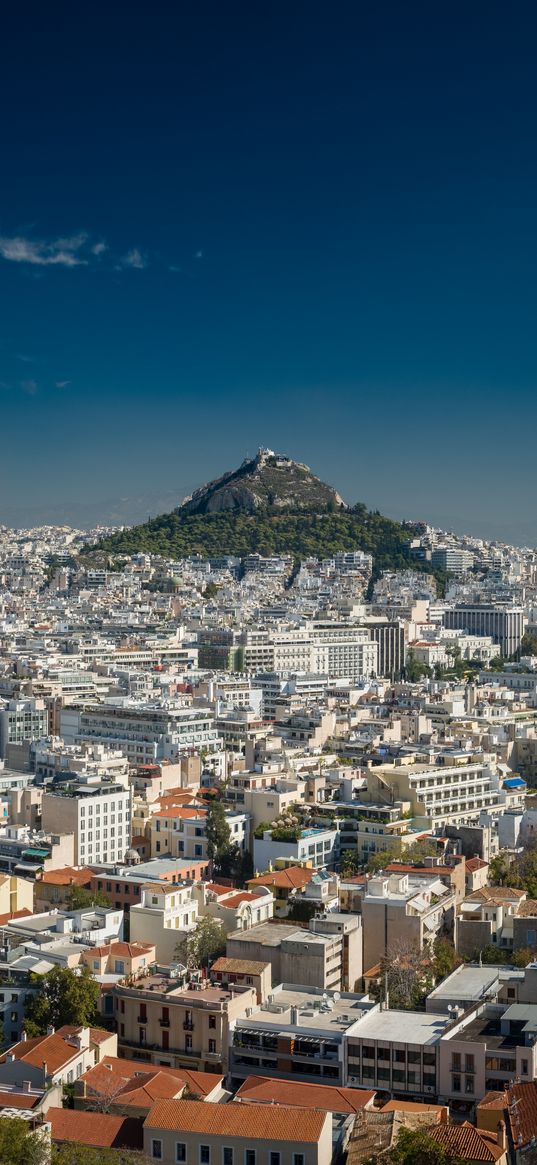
[
  {"xmin": 143, "ymin": 1098, "xmax": 332, "ymax": 1165},
  {"xmin": 112, "ymin": 972, "xmax": 256, "ymax": 1072}
]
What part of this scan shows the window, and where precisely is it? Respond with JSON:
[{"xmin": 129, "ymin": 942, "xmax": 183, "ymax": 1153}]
[
  {"xmin": 293, "ymin": 1156, "xmax": 304, "ymax": 1165},
  {"xmin": 152, "ymin": 1141, "xmax": 163, "ymax": 1160},
  {"xmin": 452, "ymin": 1075, "xmax": 461, "ymax": 1093},
  {"xmin": 209, "ymin": 1040, "xmax": 216, "ymax": 1054},
  {"xmin": 270, "ymin": 1155, "xmax": 280, "ymax": 1165},
  {"xmin": 200, "ymin": 1148, "xmax": 210, "ymax": 1165},
  {"xmin": 522, "ymin": 1059, "xmax": 529, "ymax": 1075},
  {"xmin": 209, "ymin": 1015, "xmax": 216, "ymax": 1029},
  {"xmin": 465, "ymin": 1075, "xmax": 475, "ymax": 1095},
  {"xmin": 245, "ymin": 1153, "xmax": 256, "ymax": 1165},
  {"xmin": 223, "ymin": 1151, "xmax": 233, "ymax": 1165},
  {"xmin": 465, "ymin": 1054, "xmax": 474, "ymax": 1072},
  {"xmin": 176, "ymin": 1145, "xmax": 186, "ymax": 1162}
]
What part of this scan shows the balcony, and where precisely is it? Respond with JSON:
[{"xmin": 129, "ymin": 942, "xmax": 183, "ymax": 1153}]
[
  {"xmin": 137, "ymin": 1015, "xmax": 148, "ymax": 1024},
  {"xmin": 159, "ymin": 1018, "xmax": 170, "ymax": 1027},
  {"xmin": 183, "ymin": 1020, "xmax": 194, "ymax": 1031}
]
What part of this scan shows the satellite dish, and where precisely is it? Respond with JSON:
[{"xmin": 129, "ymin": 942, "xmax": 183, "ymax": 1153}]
[
  {"xmin": 333, "ymin": 991, "xmax": 341, "ymax": 1001},
  {"xmin": 322, "ymin": 992, "xmax": 328, "ymax": 1001}
]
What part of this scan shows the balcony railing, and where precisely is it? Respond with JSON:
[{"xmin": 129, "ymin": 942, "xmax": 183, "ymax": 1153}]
[
  {"xmin": 137, "ymin": 1015, "xmax": 147, "ymax": 1024},
  {"xmin": 159, "ymin": 1018, "xmax": 170, "ymax": 1027},
  {"xmin": 183, "ymin": 1020, "xmax": 194, "ymax": 1030}
]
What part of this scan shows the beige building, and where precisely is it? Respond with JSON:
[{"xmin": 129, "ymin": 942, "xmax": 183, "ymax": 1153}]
[
  {"xmin": 0, "ymin": 874, "xmax": 34, "ymax": 917},
  {"xmin": 226, "ymin": 916, "xmax": 362, "ymax": 993},
  {"xmin": 143, "ymin": 1098, "xmax": 332, "ymax": 1165},
  {"xmin": 81, "ymin": 939, "xmax": 156, "ymax": 978},
  {"xmin": 129, "ymin": 882, "xmax": 199, "ymax": 964},
  {"xmin": 362, "ymin": 872, "xmax": 456, "ymax": 972},
  {"xmin": 113, "ymin": 972, "xmax": 255, "ymax": 1072},
  {"xmin": 210, "ymin": 957, "xmax": 271, "ymax": 1004}
]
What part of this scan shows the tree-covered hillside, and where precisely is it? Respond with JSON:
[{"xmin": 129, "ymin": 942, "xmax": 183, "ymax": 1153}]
[{"xmin": 87, "ymin": 502, "xmax": 424, "ymax": 573}]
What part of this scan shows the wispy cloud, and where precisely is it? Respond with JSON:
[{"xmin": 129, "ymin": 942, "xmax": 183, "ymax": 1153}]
[
  {"xmin": 55, "ymin": 380, "xmax": 71, "ymax": 389},
  {"xmin": 91, "ymin": 241, "xmax": 108, "ymax": 256},
  {"xmin": 120, "ymin": 247, "xmax": 147, "ymax": 270},
  {"xmin": 0, "ymin": 233, "xmax": 89, "ymax": 267},
  {"xmin": 20, "ymin": 379, "xmax": 38, "ymax": 396},
  {"xmin": 194, "ymin": 250, "xmax": 203, "ymax": 260}
]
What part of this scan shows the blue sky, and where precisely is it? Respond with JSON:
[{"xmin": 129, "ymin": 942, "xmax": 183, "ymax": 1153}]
[{"xmin": 2, "ymin": 1, "xmax": 537, "ymax": 537}]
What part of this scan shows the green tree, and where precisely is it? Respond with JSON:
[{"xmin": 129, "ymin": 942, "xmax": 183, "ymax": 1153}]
[
  {"xmin": 432, "ymin": 938, "xmax": 460, "ymax": 981},
  {"xmin": 65, "ymin": 885, "xmax": 111, "ymax": 910},
  {"xmin": 340, "ymin": 849, "xmax": 361, "ymax": 876},
  {"xmin": 203, "ymin": 581, "xmax": 219, "ymax": 601},
  {"xmin": 52, "ymin": 1146, "xmax": 149, "ymax": 1165},
  {"xmin": 367, "ymin": 846, "xmax": 401, "ymax": 873},
  {"xmin": 519, "ymin": 630, "xmax": 537, "ymax": 657},
  {"xmin": 24, "ymin": 966, "xmax": 101, "ymax": 1037},
  {"xmin": 175, "ymin": 915, "xmax": 225, "ymax": 969},
  {"xmin": 0, "ymin": 1116, "xmax": 48, "ymax": 1165},
  {"xmin": 405, "ymin": 650, "xmax": 430, "ymax": 682},
  {"xmin": 366, "ymin": 1126, "xmax": 462, "ymax": 1165},
  {"xmin": 205, "ymin": 798, "xmax": 232, "ymax": 865}
]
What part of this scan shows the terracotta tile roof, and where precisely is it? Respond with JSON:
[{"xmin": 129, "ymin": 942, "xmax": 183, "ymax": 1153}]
[
  {"xmin": 235, "ymin": 1076, "xmax": 374, "ymax": 1114},
  {"xmin": 205, "ymin": 883, "xmax": 236, "ymax": 897},
  {"xmin": 427, "ymin": 1121, "xmax": 504, "ymax": 1161},
  {"xmin": 384, "ymin": 862, "xmax": 453, "ymax": 877},
  {"xmin": 248, "ymin": 866, "xmax": 313, "ymax": 890},
  {"xmin": 219, "ymin": 892, "xmax": 258, "ymax": 908},
  {"xmin": 39, "ymin": 867, "xmax": 93, "ymax": 886},
  {"xmin": 0, "ymin": 909, "xmax": 33, "ymax": 926},
  {"xmin": 467, "ymin": 886, "xmax": 526, "ymax": 902},
  {"xmin": 144, "ymin": 1099, "xmax": 328, "ymax": 1142},
  {"xmin": 211, "ymin": 957, "xmax": 268, "ymax": 975},
  {"xmin": 0, "ymin": 1091, "xmax": 40, "ymax": 1110},
  {"xmin": 0, "ymin": 1029, "xmax": 89, "ymax": 1075},
  {"xmin": 152, "ymin": 806, "xmax": 207, "ymax": 819},
  {"xmin": 516, "ymin": 899, "xmax": 537, "ymax": 917},
  {"xmin": 48, "ymin": 1107, "xmax": 142, "ymax": 1150},
  {"xmin": 88, "ymin": 941, "xmax": 155, "ymax": 958},
  {"xmin": 80, "ymin": 1057, "xmax": 221, "ymax": 1103},
  {"xmin": 506, "ymin": 1081, "xmax": 537, "ymax": 1148},
  {"xmin": 477, "ymin": 1091, "xmax": 507, "ymax": 1112},
  {"xmin": 466, "ymin": 858, "xmax": 489, "ymax": 872}
]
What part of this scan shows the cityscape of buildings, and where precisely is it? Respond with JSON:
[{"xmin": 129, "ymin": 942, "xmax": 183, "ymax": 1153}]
[{"xmin": 0, "ymin": 515, "xmax": 536, "ymax": 1159}]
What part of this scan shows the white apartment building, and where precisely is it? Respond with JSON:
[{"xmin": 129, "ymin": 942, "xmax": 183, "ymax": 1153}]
[
  {"xmin": 41, "ymin": 779, "xmax": 132, "ymax": 865},
  {"xmin": 60, "ymin": 700, "xmax": 222, "ymax": 765},
  {"xmin": 367, "ymin": 757, "xmax": 502, "ymax": 827},
  {"xmin": 443, "ymin": 604, "xmax": 526, "ymax": 657},
  {"xmin": 0, "ymin": 699, "xmax": 48, "ymax": 759}
]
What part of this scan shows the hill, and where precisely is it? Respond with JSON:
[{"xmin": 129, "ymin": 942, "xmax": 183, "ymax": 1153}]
[
  {"xmin": 178, "ymin": 447, "xmax": 346, "ymax": 514},
  {"xmin": 85, "ymin": 448, "xmax": 428, "ymax": 579}
]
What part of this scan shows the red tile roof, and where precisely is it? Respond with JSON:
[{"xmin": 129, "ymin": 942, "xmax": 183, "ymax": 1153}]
[
  {"xmin": 427, "ymin": 1121, "xmax": 504, "ymax": 1162},
  {"xmin": 506, "ymin": 1082, "xmax": 537, "ymax": 1148},
  {"xmin": 0, "ymin": 909, "xmax": 33, "ymax": 926},
  {"xmin": 49, "ymin": 1107, "xmax": 142, "ymax": 1150},
  {"xmin": 466, "ymin": 858, "xmax": 489, "ymax": 872},
  {"xmin": 235, "ymin": 1076, "xmax": 374, "ymax": 1115},
  {"xmin": 248, "ymin": 867, "xmax": 313, "ymax": 890},
  {"xmin": 39, "ymin": 867, "xmax": 93, "ymax": 886},
  {"xmin": 79, "ymin": 1057, "xmax": 221, "ymax": 1104},
  {"xmin": 144, "ymin": 1099, "xmax": 328, "ymax": 1142}
]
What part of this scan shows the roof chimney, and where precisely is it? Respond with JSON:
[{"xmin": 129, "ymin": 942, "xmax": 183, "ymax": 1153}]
[
  {"xmin": 46, "ymin": 1025, "xmax": 55, "ymax": 1036},
  {"xmin": 22, "ymin": 1081, "xmax": 32, "ymax": 1093},
  {"xmin": 21, "ymin": 1031, "xmax": 27, "ymax": 1042},
  {"xmin": 497, "ymin": 1120, "xmax": 507, "ymax": 1151}
]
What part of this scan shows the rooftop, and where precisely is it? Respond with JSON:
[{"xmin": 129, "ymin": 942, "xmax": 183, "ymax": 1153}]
[
  {"xmin": 347, "ymin": 1008, "xmax": 449, "ymax": 1046},
  {"xmin": 144, "ymin": 1099, "xmax": 328, "ymax": 1142},
  {"xmin": 236, "ymin": 985, "xmax": 373, "ymax": 1035}
]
